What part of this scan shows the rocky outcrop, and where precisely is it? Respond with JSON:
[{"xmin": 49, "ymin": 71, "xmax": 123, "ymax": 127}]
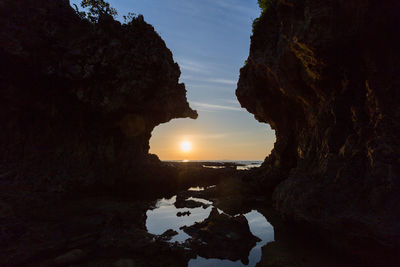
[
  {"xmin": 182, "ymin": 207, "xmax": 260, "ymax": 264},
  {"xmin": 0, "ymin": 0, "xmax": 197, "ymax": 193},
  {"xmin": 0, "ymin": 1, "xmax": 198, "ymax": 264},
  {"xmin": 237, "ymin": 0, "xmax": 400, "ymax": 260}
]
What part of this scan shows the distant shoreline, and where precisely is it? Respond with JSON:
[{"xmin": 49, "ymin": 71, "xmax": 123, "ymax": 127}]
[
  {"xmin": 163, "ymin": 160, "xmax": 263, "ymax": 170},
  {"xmin": 162, "ymin": 160, "xmax": 264, "ymax": 163}
]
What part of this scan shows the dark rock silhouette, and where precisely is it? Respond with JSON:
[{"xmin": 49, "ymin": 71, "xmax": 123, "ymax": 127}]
[
  {"xmin": 177, "ymin": 211, "xmax": 191, "ymax": 217},
  {"xmin": 0, "ymin": 0, "xmax": 197, "ymax": 194},
  {"xmin": 175, "ymin": 194, "xmax": 211, "ymax": 209},
  {"xmin": 0, "ymin": 1, "xmax": 197, "ymax": 265},
  {"xmin": 181, "ymin": 207, "xmax": 260, "ymax": 264},
  {"xmin": 237, "ymin": 0, "xmax": 400, "ymax": 260},
  {"xmin": 157, "ymin": 229, "xmax": 178, "ymax": 241}
]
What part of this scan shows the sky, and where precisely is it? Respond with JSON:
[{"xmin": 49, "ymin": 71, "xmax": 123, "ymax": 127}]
[{"xmin": 70, "ymin": 0, "xmax": 276, "ymax": 161}]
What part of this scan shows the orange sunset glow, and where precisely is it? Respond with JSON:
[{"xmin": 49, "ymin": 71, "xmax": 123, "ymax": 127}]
[{"xmin": 149, "ymin": 118, "xmax": 276, "ymax": 161}]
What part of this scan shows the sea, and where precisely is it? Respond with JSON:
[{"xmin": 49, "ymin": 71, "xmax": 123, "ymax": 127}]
[{"xmin": 164, "ymin": 160, "xmax": 263, "ymax": 170}]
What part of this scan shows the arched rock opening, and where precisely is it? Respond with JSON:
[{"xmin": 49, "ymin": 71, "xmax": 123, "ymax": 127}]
[{"xmin": 236, "ymin": 0, "xmax": 400, "ymax": 258}]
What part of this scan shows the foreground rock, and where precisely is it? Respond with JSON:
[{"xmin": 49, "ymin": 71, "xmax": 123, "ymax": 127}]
[
  {"xmin": 237, "ymin": 0, "xmax": 400, "ymax": 262},
  {"xmin": 157, "ymin": 229, "xmax": 178, "ymax": 241},
  {"xmin": 53, "ymin": 249, "xmax": 86, "ymax": 265},
  {"xmin": 0, "ymin": 196, "xmax": 193, "ymax": 266},
  {"xmin": 182, "ymin": 208, "xmax": 260, "ymax": 264},
  {"xmin": 174, "ymin": 194, "xmax": 211, "ymax": 209}
]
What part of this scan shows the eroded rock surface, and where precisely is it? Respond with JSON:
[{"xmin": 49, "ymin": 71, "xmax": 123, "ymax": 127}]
[
  {"xmin": 237, "ymin": 0, "xmax": 400, "ymax": 260},
  {"xmin": 182, "ymin": 208, "xmax": 260, "ymax": 264},
  {"xmin": 0, "ymin": 0, "xmax": 197, "ymax": 194},
  {"xmin": 0, "ymin": 1, "xmax": 197, "ymax": 265}
]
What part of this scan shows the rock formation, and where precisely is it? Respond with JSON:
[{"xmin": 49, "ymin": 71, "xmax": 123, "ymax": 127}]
[
  {"xmin": 182, "ymin": 207, "xmax": 260, "ymax": 264},
  {"xmin": 0, "ymin": 1, "xmax": 198, "ymax": 264},
  {"xmin": 237, "ymin": 0, "xmax": 400, "ymax": 260},
  {"xmin": 0, "ymin": 0, "xmax": 197, "ymax": 193}
]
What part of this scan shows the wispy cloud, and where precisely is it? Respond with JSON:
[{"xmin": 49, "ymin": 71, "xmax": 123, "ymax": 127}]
[
  {"xmin": 181, "ymin": 77, "xmax": 237, "ymax": 87},
  {"xmin": 178, "ymin": 59, "xmax": 210, "ymax": 74},
  {"xmin": 190, "ymin": 101, "xmax": 243, "ymax": 112},
  {"xmin": 184, "ymin": 83, "xmax": 235, "ymax": 92},
  {"xmin": 205, "ymin": 78, "xmax": 237, "ymax": 85},
  {"xmin": 221, "ymin": 99, "xmax": 241, "ymax": 105},
  {"xmin": 181, "ymin": 76, "xmax": 238, "ymax": 86},
  {"xmin": 176, "ymin": 57, "xmax": 234, "ymax": 77}
]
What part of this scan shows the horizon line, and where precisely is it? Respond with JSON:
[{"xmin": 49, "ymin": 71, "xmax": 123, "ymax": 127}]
[{"xmin": 160, "ymin": 159, "xmax": 265, "ymax": 161}]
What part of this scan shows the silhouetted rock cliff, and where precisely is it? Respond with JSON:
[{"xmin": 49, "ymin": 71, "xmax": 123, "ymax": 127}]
[
  {"xmin": 0, "ymin": 0, "xmax": 197, "ymax": 193},
  {"xmin": 237, "ymin": 0, "xmax": 400, "ymax": 260}
]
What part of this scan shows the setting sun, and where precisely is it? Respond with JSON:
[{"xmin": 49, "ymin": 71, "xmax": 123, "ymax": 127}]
[{"xmin": 180, "ymin": 141, "xmax": 192, "ymax": 152}]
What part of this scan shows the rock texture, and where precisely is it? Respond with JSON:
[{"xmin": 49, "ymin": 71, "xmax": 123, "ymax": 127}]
[
  {"xmin": 0, "ymin": 1, "xmax": 198, "ymax": 265},
  {"xmin": 0, "ymin": 0, "xmax": 197, "ymax": 193},
  {"xmin": 182, "ymin": 207, "xmax": 260, "ymax": 264},
  {"xmin": 237, "ymin": 0, "xmax": 400, "ymax": 260}
]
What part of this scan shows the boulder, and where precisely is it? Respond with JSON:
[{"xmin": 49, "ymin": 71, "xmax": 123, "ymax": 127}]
[
  {"xmin": 181, "ymin": 208, "xmax": 260, "ymax": 264},
  {"xmin": 158, "ymin": 229, "xmax": 178, "ymax": 241}
]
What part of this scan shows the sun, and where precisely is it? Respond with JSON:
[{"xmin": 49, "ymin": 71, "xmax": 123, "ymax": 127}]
[{"xmin": 180, "ymin": 141, "xmax": 192, "ymax": 152}]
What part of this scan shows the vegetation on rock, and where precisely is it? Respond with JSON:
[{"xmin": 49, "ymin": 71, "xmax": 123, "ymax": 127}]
[
  {"xmin": 258, "ymin": 0, "xmax": 271, "ymax": 12},
  {"xmin": 73, "ymin": 0, "xmax": 117, "ymax": 23},
  {"xmin": 252, "ymin": 0, "xmax": 272, "ymax": 33}
]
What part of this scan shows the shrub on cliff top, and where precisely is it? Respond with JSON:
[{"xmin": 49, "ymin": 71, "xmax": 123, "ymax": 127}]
[
  {"xmin": 252, "ymin": 0, "xmax": 272, "ymax": 32},
  {"xmin": 74, "ymin": 0, "xmax": 117, "ymax": 23},
  {"xmin": 258, "ymin": 0, "xmax": 271, "ymax": 12}
]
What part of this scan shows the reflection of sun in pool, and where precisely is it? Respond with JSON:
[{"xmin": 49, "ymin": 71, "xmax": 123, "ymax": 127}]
[{"xmin": 180, "ymin": 141, "xmax": 192, "ymax": 153}]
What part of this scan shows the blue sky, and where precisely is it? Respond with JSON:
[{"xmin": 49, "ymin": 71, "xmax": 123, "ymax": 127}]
[{"xmin": 70, "ymin": 0, "xmax": 276, "ymax": 160}]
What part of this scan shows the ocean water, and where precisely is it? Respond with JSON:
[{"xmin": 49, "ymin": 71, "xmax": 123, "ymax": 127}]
[
  {"xmin": 235, "ymin": 161, "xmax": 263, "ymax": 170},
  {"xmin": 165, "ymin": 160, "xmax": 263, "ymax": 170}
]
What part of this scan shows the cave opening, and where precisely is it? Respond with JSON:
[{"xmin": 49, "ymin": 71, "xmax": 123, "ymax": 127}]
[{"xmin": 145, "ymin": 0, "xmax": 276, "ymax": 164}]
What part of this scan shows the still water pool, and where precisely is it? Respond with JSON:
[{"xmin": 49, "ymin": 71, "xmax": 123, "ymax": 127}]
[{"xmin": 146, "ymin": 194, "xmax": 274, "ymax": 266}]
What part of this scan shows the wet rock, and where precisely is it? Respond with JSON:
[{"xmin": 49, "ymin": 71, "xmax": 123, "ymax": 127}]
[
  {"xmin": 181, "ymin": 208, "xmax": 260, "ymax": 263},
  {"xmin": 178, "ymin": 186, "xmax": 218, "ymax": 201},
  {"xmin": 174, "ymin": 195, "xmax": 210, "ymax": 209},
  {"xmin": 237, "ymin": 0, "xmax": 400, "ymax": 259},
  {"xmin": 175, "ymin": 199, "xmax": 202, "ymax": 209},
  {"xmin": 175, "ymin": 199, "xmax": 209, "ymax": 209},
  {"xmin": 157, "ymin": 229, "xmax": 178, "ymax": 241}
]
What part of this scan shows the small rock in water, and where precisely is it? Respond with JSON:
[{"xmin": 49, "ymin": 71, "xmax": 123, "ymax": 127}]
[
  {"xmin": 177, "ymin": 211, "xmax": 191, "ymax": 217},
  {"xmin": 157, "ymin": 229, "xmax": 179, "ymax": 241},
  {"xmin": 181, "ymin": 207, "xmax": 260, "ymax": 262},
  {"xmin": 175, "ymin": 198, "xmax": 204, "ymax": 209}
]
